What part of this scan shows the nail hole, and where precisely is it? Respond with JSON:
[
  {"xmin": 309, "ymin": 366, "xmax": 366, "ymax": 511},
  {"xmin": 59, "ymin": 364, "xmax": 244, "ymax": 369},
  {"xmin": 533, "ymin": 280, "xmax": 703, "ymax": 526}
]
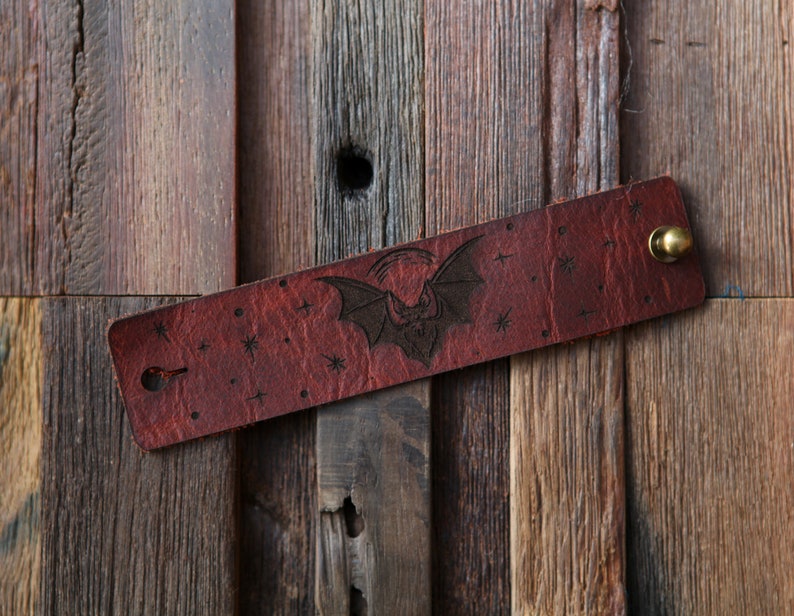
[
  {"xmin": 190, "ymin": 411, "xmax": 199, "ymax": 420},
  {"xmin": 644, "ymin": 295, "xmax": 653, "ymax": 304},
  {"xmin": 506, "ymin": 223, "xmax": 514, "ymax": 231},
  {"xmin": 141, "ymin": 366, "xmax": 187, "ymax": 392},
  {"xmin": 558, "ymin": 226, "xmax": 567, "ymax": 235},
  {"xmin": 598, "ymin": 284, "xmax": 604, "ymax": 292},
  {"xmin": 279, "ymin": 279, "xmax": 287, "ymax": 288},
  {"xmin": 284, "ymin": 337, "xmax": 291, "ymax": 344},
  {"xmin": 541, "ymin": 330, "xmax": 550, "ymax": 338},
  {"xmin": 343, "ymin": 495, "xmax": 365, "ymax": 538},
  {"xmin": 234, "ymin": 308, "xmax": 244, "ymax": 317},
  {"xmin": 300, "ymin": 389, "xmax": 309, "ymax": 398},
  {"xmin": 230, "ymin": 378, "xmax": 237, "ymax": 385},
  {"xmin": 350, "ymin": 585, "xmax": 368, "ymax": 616},
  {"xmin": 337, "ymin": 146, "xmax": 373, "ymax": 193},
  {"xmin": 531, "ymin": 275, "xmax": 538, "ymax": 282}
]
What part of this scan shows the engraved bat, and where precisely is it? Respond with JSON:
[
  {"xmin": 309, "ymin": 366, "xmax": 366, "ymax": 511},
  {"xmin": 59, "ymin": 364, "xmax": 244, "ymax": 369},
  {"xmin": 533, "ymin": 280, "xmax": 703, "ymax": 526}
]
[{"xmin": 318, "ymin": 236, "xmax": 484, "ymax": 366}]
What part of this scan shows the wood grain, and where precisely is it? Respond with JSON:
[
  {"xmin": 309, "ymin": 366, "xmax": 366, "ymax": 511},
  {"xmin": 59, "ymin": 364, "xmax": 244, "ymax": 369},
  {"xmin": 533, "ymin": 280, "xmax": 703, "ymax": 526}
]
[
  {"xmin": 626, "ymin": 299, "xmax": 794, "ymax": 614},
  {"xmin": 40, "ymin": 297, "xmax": 237, "ymax": 615},
  {"xmin": 5, "ymin": 0, "xmax": 235, "ymax": 294},
  {"xmin": 311, "ymin": 0, "xmax": 429, "ymax": 611},
  {"xmin": 316, "ymin": 383, "xmax": 431, "ymax": 614},
  {"xmin": 511, "ymin": 334, "xmax": 625, "ymax": 614},
  {"xmin": 426, "ymin": 1, "xmax": 622, "ymax": 611},
  {"xmin": 621, "ymin": 1, "xmax": 793, "ymax": 297},
  {"xmin": 0, "ymin": 299, "xmax": 41, "ymax": 615},
  {"xmin": 236, "ymin": 1, "xmax": 318, "ymax": 612},
  {"xmin": 0, "ymin": 2, "xmax": 37, "ymax": 292}
]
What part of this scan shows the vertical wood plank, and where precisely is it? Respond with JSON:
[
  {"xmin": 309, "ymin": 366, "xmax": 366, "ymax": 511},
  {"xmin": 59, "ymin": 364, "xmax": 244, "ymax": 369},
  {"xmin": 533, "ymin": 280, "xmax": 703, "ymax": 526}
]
[
  {"xmin": 236, "ymin": 1, "xmax": 317, "ymax": 612},
  {"xmin": 0, "ymin": 299, "xmax": 41, "ymax": 615},
  {"xmin": 511, "ymin": 335, "xmax": 625, "ymax": 614},
  {"xmin": 40, "ymin": 297, "xmax": 237, "ymax": 615},
  {"xmin": 626, "ymin": 300, "xmax": 794, "ymax": 614},
  {"xmin": 510, "ymin": 3, "xmax": 624, "ymax": 613},
  {"xmin": 621, "ymin": 1, "xmax": 793, "ymax": 297},
  {"xmin": 25, "ymin": 0, "xmax": 235, "ymax": 294},
  {"xmin": 426, "ymin": 1, "xmax": 622, "ymax": 610},
  {"xmin": 30, "ymin": 1, "xmax": 239, "ymax": 612},
  {"xmin": 0, "ymin": 2, "xmax": 38, "ymax": 292},
  {"xmin": 312, "ymin": 1, "xmax": 429, "ymax": 613}
]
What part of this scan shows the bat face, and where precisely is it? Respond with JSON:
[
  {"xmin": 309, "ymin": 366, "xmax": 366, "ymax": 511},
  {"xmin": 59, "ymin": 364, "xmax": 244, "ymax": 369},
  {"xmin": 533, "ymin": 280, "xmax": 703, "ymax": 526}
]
[{"xmin": 319, "ymin": 236, "xmax": 484, "ymax": 367}]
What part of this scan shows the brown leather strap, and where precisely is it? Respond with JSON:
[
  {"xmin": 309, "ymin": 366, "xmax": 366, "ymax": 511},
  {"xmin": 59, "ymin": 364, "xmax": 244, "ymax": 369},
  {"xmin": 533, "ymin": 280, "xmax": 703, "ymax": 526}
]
[{"xmin": 109, "ymin": 177, "xmax": 704, "ymax": 450}]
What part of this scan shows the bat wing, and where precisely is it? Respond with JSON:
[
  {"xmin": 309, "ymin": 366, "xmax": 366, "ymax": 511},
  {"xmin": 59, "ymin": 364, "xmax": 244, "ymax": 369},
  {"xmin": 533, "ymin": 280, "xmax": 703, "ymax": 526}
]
[
  {"xmin": 428, "ymin": 235, "xmax": 484, "ymax": 327},
  {"xmin": 318, "ymin": 276, "xmax": 399, "ymax": 348}
]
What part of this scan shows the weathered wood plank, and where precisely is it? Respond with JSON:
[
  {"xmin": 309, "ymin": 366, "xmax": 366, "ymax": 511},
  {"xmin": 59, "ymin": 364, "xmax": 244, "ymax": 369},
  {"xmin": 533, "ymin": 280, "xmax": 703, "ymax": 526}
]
[
  {"xmin": 0, "ymin": 299, "xmax": 41, "ymax": 615},
  {"xmin": 511, "ymin": 334, "xmax": 625, "ymax": 614},
  {"xmin": 12, "ymin": 0, "xmax": 235, "ymax": 294},
  {"xmin": 0, "ymin": 2, "xmax": 38, "ymax": 292},
  {"xmin": 312, "ymin": 1, "xmax": 429, "ymax": 612},
  {"xmin": 621, "ymin": 1, "xmax": 793, "ymax": 297},
  {"xmin": 426, "ymin": 1, "xmax": 622, "ymax": 610},
  {"xmin": 626, "ymin": 299, "xmax": 794, "ymax": 614},
  {"xmin": 236, "ymin": 0, "xmax": 316, "ymax": 612},
  {"xmin": 510, "ymin": 3, "xmax": 624, "ymax": 613},
  {"xmin": 40, "ymin": 297, "xmax": 237, "ymax": 615},
  {"xmin": 316, "ymin": 383, "xmax": 430, "ymax": 614}
]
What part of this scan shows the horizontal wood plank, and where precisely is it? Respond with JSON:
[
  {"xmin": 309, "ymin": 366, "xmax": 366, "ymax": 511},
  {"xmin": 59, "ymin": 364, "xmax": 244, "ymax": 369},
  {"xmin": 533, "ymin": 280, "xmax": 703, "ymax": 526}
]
[{"xmin": 626, "ymin": 299, "xmax": 794, "ymax": 614}]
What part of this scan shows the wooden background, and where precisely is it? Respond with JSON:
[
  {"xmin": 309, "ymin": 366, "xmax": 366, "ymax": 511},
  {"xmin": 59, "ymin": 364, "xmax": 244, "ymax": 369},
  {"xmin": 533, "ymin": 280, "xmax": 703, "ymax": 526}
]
[{"xmin": 1, "ymin": 0, "xmax": 791, "ymax": 613}]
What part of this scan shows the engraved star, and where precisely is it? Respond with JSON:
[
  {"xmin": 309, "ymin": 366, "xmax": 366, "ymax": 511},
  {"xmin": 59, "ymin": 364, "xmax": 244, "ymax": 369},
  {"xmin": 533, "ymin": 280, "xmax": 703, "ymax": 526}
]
[
  {"xmin": 494, "ymin": 251, "xmax": 513, "ymax": 266},
  {"xmin": 197, "ymin": 340, "xmax": 210, "ymax": 352},
  {"xmin": 153, "ymin": 321, "xmax": 169, "ymax": 341},
  {"xmin": 558, "ymin": 255, "xmax": 576, "ymax": 275},
  {"xmin": 247, "ymin": 389, "xmax": 267, "ymax": 403},
  {"xmin": 242, "ymin": 334, "xmax": 259, "ymax": 358},
  {"xmin": 296, "ymin": 298, "xmax": 314, "ymax": 314},
  {"xmin": 322, "ymin": 353, "xmax": 346, "ymax": 373},
  {"xmin": 577, "ymin": 305, "xmax": 597, "ymax": 323},
  {"xmin": 629, "ymin": 199, "xmax": 642, "ymax": 219},
  {"xmin": 494, "ymin": 308, "xmax": 512, "ymax": 333}
]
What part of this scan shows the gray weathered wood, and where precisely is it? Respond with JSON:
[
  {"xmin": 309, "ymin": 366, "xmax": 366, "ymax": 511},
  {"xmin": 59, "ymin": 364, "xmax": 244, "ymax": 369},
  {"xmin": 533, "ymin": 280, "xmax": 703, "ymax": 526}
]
[
  {"xmin": 625, "ymin": 299, "xmax": 794, "ymax": 614},
  {"xmin": 621, "ymin": 1, "xmax": 793, "ymax": 297},
  {"xmin": 40, "ymin": 297, "xmax": 237, "ymax": 615},
  {"xmin": 236, "ymin": 1, "xmax": 318, "ymax": 612},
  {"xmin": 5, "ymin": 0, "xmax": 235, "ymax": 294},
  {"xmin": 426, "ymin": 1, "xmax": 623, "ymax": 611},
  {"xmin": 312, "ymin": 1, "xmax": 429, "ymax": 612},
  {"xmin": 316, "ymin": 383, "xmax": 431, "ymax": 614},
  {"xmin": 0, "ymin": 299, "xmax": 41, "ymax": 615}
]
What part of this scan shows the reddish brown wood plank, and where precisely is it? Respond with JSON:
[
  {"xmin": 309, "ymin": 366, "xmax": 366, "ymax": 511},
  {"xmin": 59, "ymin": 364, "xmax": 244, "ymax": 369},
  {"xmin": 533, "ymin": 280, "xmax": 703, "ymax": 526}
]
[
  {"xmin": 236, "ymin": 0, "xmax": 317, "ymax": 611},
  {"xmin": 426, "ymin": 1, "xmax": 623, "ymax": 611},
  {"xmin": 626, "ymin": 299, "xmax": 794, "ymax": 614},
  {"xmin": 0, "ymin": 299, "xmax": 41, "ymax": 615},
  {"xmin": 0, "ymin": 1, "xmax": 38, "ymax": 292},
  {"xmin": 621, "ymin": 1, "xmax": 793, "ymax": 297},
  {"xmin": 41, "ymin": 298, "xmax": 237, "ymax": 615},
  {"xmin": 9, "ymin": 0, "xmax": 235, "ymax": 294}
]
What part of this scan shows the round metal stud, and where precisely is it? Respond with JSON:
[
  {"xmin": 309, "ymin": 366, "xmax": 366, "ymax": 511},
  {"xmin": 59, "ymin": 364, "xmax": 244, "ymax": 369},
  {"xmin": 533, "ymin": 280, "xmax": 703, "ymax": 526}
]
[{"xmin": 648, "ymin": 226, "xmax": 694, "ymax": 263}]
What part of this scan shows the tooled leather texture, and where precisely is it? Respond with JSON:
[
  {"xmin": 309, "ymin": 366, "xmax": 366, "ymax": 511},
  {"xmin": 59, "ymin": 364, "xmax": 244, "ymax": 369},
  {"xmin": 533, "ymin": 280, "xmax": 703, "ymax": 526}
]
[{"xmin": 108, "ymin": 177, "xmax": 705, "ymax": 450}]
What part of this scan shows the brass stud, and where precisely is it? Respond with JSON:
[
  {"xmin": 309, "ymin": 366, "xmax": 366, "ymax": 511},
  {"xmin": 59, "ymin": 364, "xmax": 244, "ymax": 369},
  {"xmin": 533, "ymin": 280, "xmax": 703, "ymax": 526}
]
[{"xmin": 648, "ymin": 226, "xmax": 694, "ymax": 263}]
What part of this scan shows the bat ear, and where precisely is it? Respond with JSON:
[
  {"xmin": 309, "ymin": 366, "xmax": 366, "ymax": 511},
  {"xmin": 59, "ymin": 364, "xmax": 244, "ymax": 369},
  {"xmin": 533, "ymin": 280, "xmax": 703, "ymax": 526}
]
[
  {"xmin": 389, "ymin": 291, "xmax": 406, "ymax": 316},
  {"xmin": 419, "ymin": 281, "xmax": 432, "ymax": 307}
]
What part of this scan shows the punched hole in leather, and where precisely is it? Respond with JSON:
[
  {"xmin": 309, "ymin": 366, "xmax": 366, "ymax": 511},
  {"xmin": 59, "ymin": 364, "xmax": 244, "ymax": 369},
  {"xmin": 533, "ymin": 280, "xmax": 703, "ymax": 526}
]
[{"xmin": 108, "ymin": 176, "xmax": 705, "ymax": 450}]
